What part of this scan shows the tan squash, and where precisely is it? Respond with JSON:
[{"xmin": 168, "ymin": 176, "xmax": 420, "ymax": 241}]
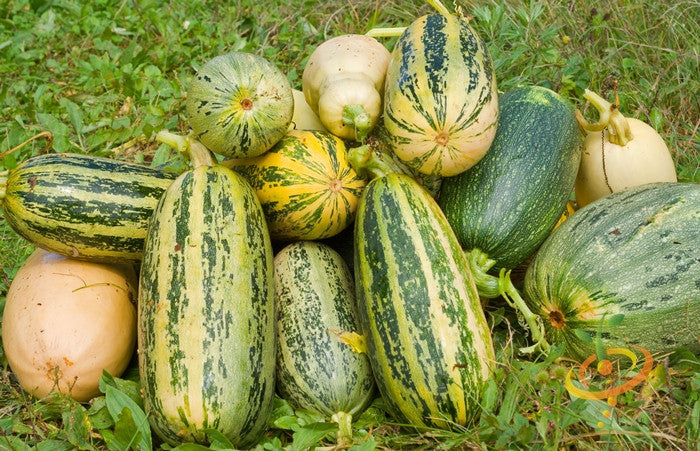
[
  {"xmin": 289, "ymin": 89, "xmax": 327, "ymax": 132},
  {"xmin": 2, "ymin": 248, "xmax": 137, "ymax": 402},
  {"xmin": 302, "ymin": 34, "xmax": 391, "ymax": 142}
]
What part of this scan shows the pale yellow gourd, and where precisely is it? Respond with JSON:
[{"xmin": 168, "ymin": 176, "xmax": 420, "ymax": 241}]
[
  {"xmin": 574, "ymin": 89, "xmax": 678, "ymax": 207},
  {"xmin": 2, "ymin": 248, "xmax": 137, "ymax": 402},
  {"xmin": 289, "ymin": 89, "xmax": 327, "ymax": 132},
  {"xmin": 302, "ymin": 34, "xmax": 391, "ymax": 142}
]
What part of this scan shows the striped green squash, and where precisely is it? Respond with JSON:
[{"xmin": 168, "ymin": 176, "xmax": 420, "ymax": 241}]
[
  {"xmin": 186, "ymin": 51, "xmax": 293, "ymax": 159},
  {"xmin": 354, "ymin": 173, "xmax": 495, "ymax": 429},
  {"xmin": 0, "ymin": 153, "xmax": 176, "ymax": 263},
  {"xmin": 523, "ymin": 182, "xmax": 700, "ymax": 362},
  {"xmin": 225, "ymin": 130, "xmax": 366, "ymax": 241},
  {"xmin": 138, "ymin": 161, "xmax": 275, "ymax": 447},
  {"xmin": 438, "ymin": 85, "xmax": 582, "ymax": 271},
  {"xmin": 274, "ymin": 241, "xmax": 375, "ymax": 424},
  {"xmin": 383, "ymin": 13, "xmax": 498, "ymax": 177}
]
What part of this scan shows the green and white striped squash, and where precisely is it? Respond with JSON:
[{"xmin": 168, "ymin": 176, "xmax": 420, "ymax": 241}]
[
  {"xmin": 0, "ymin": 153, "xmax": 176, "ymax": 263},
  {"xmin": 438, "ymin": 85, "xmax": 582, "ymax": 271},
  {"xmin": 274, "ymin": 241, "xmax": 375, "ymax": 421},
  {"xmin": 523, "ymin": 182, "xmax": 700, "ymax": 362},
  {"xmin": 138, "ymin": 159, "xmax": 275, "ymax": 447},
  {"xmin": 186, "ymin": 51, "xmax": 293, "ymax": 159},
  {"xmin": 383, "ymin": 13, "xmax": 498, "ymax": 177},
  {"xmin": 354, "ymin": 173, "xmax": 495, "ymax": 429},
  {"xmin": 225, "ymin": 129, "xmax": 366, "ymax": 241}
]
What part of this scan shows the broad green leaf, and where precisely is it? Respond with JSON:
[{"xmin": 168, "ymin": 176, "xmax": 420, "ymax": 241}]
[
  {"xmin": 290, "ymin": 422, "xmax": 336, "ymax": 451},
  {"xmin": 99, "ymin": 370, "xmax": 144, "ymax": 408},
  {"xmin": 202, "ymin": 428, "xmax": 236, "ymax": 449},
  {"xmin": 573, "ymin": 328, "xmax": 593, "ymax": 343},
  {"xmin": 60, "ymin": 97, "xmax": 84, "ymax": 134},
  {"xmin": 105, "ymin": 384, "xmax": 152, "ymax": 451},
  {"xmin": 61, "ymin": 399, "xmax": 92, "ymax": 449},
  {"xmin": 88, "ymin": 395, "xmax": 115, "ymax": 430}
]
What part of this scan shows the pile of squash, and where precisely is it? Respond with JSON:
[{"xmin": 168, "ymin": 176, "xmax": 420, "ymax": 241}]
[{"xmin": 1, "ymin": 1, "xmax": 697, "ymax": 448}]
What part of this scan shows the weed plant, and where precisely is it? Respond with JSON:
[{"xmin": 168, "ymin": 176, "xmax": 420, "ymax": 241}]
[{"xmin": 1, "ymin": 0, "xmax": 698, "ymax": 449}]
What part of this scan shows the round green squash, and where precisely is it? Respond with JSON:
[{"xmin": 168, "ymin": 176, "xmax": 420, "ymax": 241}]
[
  {"xmin": 523, "ymin": 182, "xmax": 700, "ymax": 361},
  {"xmin": 186, "ymin": 51, "xmax": 294, "ymax": 159}
]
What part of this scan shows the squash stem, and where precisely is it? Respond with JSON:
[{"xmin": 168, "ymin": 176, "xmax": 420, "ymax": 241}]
[
  {"xmin": 342, "ymin": 104, "xmax": 373, "ymax": 144},
  {"xmin": 576, "ymin": 88, "xmax": 633, "ymax": 146},
  {"xmin": 497, "ymin": 269, "xmax": 551, "ymax": 355},
  {"xmin": 155, "ymin": 130, "xmax": 216, "ymax": 168},
  {"xmin": 464, "ymin": 249, "xmax": 501, "ymax": 299},
  {"xmin": 348, "ymin": 144, "xmax": 402, "ymax": 180},
  {"xmin": 365, "ymin": 26, "xmax": 406, "ymax": 38},
  {"xmin": 426, "ymin": 0, "xmax": 452, "ymax": 16},
  {"xmin": 331, "ymin": 411, "xmax": 353, "ymax": 447}
]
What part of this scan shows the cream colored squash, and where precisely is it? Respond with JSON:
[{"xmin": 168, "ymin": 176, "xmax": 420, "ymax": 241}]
[
  {"xmin": 289, "ymin": 89, "xmax": 327, "ymax": 132},
  {"xmin": 302, "ymin": 34, "xmax": 391, "ymax": 142},
  {"xmin": 2, "ymin": 248, "xmax": 137, "ymax": 402},
  {"xmin": 574, "ymin": 89, "xmax": 678, "ymax": 207}
]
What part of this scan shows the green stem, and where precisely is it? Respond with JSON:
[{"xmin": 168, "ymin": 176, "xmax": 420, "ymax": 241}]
[
  {"xmin": 575, "ymin": 88, "xmax": 633, "ymax": 146},
  {"xmin": 464, "ymin": 249, "xmax": 501, "ymax": 299},
  {"xmin": 331, "ymin": 411, "xmax": 353, "ymax": 447},
  {"xmin": 426, "ymin": 0, "xmax": 451, "ymax": 15},
  {"xmin": 365, "ymin": 26, "xmax": 406, "ymax": 38},
  {"xmin": 347, "ymin": 144, "xmax": 403, "ymax": 180},
  {"xmin": 342, "ymin": 104, "xmax": 373, "ymax": 144},
  {"xmin": 155, "ymin": 130, "xmax": 216, "ymax": 168},
  {"xmin": 497, "ymin": 268, "xmax": 551, "ymax": 355}
]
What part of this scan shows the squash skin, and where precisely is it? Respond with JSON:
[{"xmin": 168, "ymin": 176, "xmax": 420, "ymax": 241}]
[
  {"xmin": 438, "ymin": 86, "xmax": 582, "ymax": 270},
  {"xmin": 1, "ymin": 153, "xmax": 176, "ymax": 263},
  {"xmin": 383, "ymin": 13, "xmax": 498, "ymax": 177},
  {"xmin": 186, "ymin": 51, "xmax": 293, "ymax": 159},
  {"xmin": 274, "ymin": 241, "xmax": 375, "ymax": 418},
  {"xmin": 354, "ymin": 173, "xmax": 494, "ymax": 429},
  {"xmin": 226, "ymin": 130, "xmax": 366, "ymax": 241},
  {"xmin": 2, "ymin": 248, "xmax": 137, "ymax": 403},
  {"xmin": 523, "ymin": 182, "xmax": 700, "ymax": 362},
  {"xmin": 138, "ymin": 164, "xmax": 275, "ymax": 447}
]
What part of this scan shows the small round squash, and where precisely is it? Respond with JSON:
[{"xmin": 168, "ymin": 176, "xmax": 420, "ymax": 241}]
[
  {"xmin": 185, "ymin": 51, "xmax": 294, "ymax": 159},
  {"xmin": 2, "ymin": 248, "xmax": 138, "ymax": 402}
]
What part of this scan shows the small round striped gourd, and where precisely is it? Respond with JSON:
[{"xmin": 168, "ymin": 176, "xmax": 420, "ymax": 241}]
[
  {"xmin": 226, "ymin": 129, "xmax": 366, "ymax": 241},
  {"xmin": 186, "ymin": 51, "xmax": 293, "ymax": 159}
]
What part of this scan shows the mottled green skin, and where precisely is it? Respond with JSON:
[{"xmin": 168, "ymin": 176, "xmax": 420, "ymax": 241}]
[
  {"xmin": 524, "ymin": 183, "xmax": 700, "ymax": 361},
  {"xmin": 438, "ymin": 86, "xmax": 582, "ymax": 270},
  {"xmin": 1, "ymin": 153, "xmax": 176, "ymax": 263},
  {"xmin": 354, "ymin": 173, "xmax": 495, "ymax": 429},
  {"xmin": 274, "ymin": 241, "xmax": 375, "ymax": 418},
  {"xmin": 186, "ymin": 51, "xmax": 293, "ymax": 159},
  {"xmin": 138, "ymin": 165, "xmax": 275, "ymax": 447}
]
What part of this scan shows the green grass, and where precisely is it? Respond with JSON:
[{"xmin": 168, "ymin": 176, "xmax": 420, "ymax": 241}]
[{"xmin": 1, "ymin": 0, "xmax": 698, "ymax": 449}]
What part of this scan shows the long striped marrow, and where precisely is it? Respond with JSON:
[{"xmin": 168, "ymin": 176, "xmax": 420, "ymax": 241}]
[
  {"xmin": 353, "ymin": 172, "xmax": 495, "ymax": 429},
  {"xmin": 0, "ymin": 153, "xmax": 176, "ymax": 263},
  {"xmin": 138, "ymin": 136, "xmax": 276, "ymax": 447}
]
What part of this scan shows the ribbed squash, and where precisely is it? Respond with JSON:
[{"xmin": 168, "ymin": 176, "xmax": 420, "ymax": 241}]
[
  {"xmin": 224, "ymin": 130, "xmax": 366, "ymax": 241},
  {"xmin": 354, "ymin": 173, "xmax": 494, "ymax": 429},
  {"xmin": 0, "ymin": 153, "xmax": 176, "ymax": 263},
  {"xmin": 523, "ymin": 182, "xmax": 700, "ymax": 361},
  {"xmin": 138, "ymin": 137, "xmax": 275, "ymax": 447},
  {"xmin": 383, "ymin": 13, "xmax": 498, "ymax": 177},
  {"xmin": 274, "ymin": 241, "xmax": 375, "ymax": 433},
  {"xmin": 186, "ymin": 51, "xmax": 293, "ymax": 159}
]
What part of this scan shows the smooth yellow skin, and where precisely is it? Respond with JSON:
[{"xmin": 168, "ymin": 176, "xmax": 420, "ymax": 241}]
[{"xmin": 2, "ymin": 248, "xmax": 137, "ymax": 402}]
